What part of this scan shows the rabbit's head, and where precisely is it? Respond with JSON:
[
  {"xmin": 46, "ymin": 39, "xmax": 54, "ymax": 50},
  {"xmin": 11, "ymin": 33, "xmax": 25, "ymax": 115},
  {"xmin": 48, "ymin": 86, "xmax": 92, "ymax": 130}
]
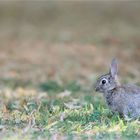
[{"xmin": 95, "ymin": 58, "xmax": 120, "ymax": 93}]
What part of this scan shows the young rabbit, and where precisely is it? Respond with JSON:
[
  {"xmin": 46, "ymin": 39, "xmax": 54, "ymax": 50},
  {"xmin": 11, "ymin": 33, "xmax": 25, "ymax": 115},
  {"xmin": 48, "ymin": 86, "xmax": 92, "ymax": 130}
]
[{"xmin": 95, "ymin": 58, "xmax": 140, "ymax": 119}]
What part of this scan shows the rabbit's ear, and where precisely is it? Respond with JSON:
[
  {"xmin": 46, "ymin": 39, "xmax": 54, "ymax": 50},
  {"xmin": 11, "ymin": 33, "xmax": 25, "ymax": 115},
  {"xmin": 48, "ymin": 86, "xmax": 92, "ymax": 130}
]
[{"xmin": 110, "ymin": 58, "xmax": 118, "ymax": 77}]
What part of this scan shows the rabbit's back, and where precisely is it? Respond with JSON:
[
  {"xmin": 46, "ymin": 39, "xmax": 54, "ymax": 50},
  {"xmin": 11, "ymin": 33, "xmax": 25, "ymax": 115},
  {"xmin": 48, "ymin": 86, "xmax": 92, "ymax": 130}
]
[{"xmin": 123, "ymin": 84, "xmax": 140, "ymax": 95}]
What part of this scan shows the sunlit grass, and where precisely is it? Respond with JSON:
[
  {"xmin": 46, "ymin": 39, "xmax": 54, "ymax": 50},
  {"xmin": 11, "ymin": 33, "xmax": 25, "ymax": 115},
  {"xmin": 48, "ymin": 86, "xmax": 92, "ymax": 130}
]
[{"xmin": 0, "ymin": 81, "xmax": 140, "ymax": 139}]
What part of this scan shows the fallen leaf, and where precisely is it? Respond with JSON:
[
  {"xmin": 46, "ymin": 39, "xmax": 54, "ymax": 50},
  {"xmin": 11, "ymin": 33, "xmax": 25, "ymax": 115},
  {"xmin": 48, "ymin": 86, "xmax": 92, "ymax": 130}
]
[
  {"xmin": 57, "ymin": 90, "xmax": 71, "ymax": 98},
  {"xmin": 64, "ymin": 102, "xmax": 82, "ymax": 109}
]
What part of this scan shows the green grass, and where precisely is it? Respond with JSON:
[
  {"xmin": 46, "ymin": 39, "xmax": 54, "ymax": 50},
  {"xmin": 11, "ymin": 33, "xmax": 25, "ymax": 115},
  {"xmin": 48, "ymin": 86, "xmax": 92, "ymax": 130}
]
[
  {"xmin": 0, "ymin": 81, "xmax": 140, "ymax": 139},
  {"xmin": 40, "ymin": 81, "xmax": 81, "ymax": 93}
]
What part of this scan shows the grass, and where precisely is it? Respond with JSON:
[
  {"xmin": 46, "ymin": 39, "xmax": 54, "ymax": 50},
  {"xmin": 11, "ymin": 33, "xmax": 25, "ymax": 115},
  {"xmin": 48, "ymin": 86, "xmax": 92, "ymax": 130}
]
[{"xmin": 0, "ymin": 81, "xmax": 140, "ymax": 140}]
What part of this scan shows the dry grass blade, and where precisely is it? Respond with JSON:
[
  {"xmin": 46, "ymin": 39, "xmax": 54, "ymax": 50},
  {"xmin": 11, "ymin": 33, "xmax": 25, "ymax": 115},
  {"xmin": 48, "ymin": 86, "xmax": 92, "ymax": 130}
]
[
  {"xmin": 57, "ymin": 90, "xmax": 71, "ymax": 98},
  {"xmin": 64, "ymin": 102, "xmax": 82, "ymax": 109}
]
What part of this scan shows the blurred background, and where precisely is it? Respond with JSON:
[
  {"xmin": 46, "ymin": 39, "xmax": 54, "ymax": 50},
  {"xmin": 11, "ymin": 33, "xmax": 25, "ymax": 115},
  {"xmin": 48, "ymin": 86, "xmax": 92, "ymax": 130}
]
[{"xmin": 0, "ymin": 1, "xmax": 140, "ymax": 88}]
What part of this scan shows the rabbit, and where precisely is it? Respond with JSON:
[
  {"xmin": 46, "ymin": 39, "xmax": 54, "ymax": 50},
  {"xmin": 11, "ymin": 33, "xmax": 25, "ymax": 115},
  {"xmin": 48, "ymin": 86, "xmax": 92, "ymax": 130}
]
[{"xmin": 95, "ymin": 58, "xmax": 140, "ymax": 119}]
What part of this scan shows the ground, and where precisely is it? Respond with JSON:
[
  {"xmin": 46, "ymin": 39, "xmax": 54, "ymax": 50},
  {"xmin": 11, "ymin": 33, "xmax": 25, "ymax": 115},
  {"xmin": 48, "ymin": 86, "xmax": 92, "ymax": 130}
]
[{"xmin": 0, "ymin": 1, "xmax": 140, "ymax": 140}]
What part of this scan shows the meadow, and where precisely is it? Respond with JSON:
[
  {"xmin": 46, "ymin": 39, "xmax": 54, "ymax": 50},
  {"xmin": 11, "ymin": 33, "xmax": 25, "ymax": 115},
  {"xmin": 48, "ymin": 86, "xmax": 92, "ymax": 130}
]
[{"xmin": 0, "ymin": 1, "xmax": 140, "ymax": 139}]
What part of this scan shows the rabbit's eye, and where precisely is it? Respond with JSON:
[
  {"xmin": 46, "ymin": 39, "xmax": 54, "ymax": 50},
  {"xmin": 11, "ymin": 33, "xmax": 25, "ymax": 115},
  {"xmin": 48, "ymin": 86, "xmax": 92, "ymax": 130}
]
[{"xmin": 102, "ymin": 79, "xmax": 107, "ymax": 84}]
